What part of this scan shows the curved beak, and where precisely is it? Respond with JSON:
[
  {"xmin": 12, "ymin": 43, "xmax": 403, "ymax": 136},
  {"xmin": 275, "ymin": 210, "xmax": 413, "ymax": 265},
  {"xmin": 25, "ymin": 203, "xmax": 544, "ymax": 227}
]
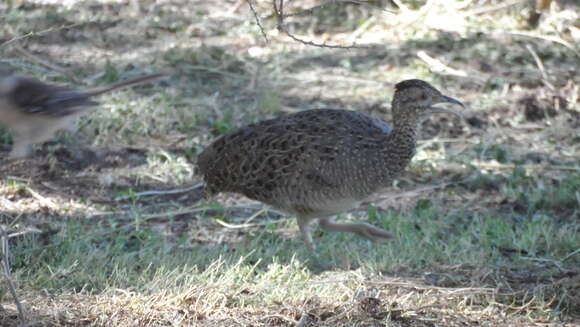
[{"xmin": 429, "ymin": 95, "xmax": 465, "ymax": 119}]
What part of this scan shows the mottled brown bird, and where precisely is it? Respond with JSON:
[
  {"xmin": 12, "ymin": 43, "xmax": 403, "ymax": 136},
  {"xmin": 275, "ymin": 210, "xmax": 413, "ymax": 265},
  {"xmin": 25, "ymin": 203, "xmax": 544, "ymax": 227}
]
[
  {"xmin": 198, "ymin": 79, "xmax": 464, "ymax": 250},
  {"xmin": 0, "ymin": 65, "xmax": 166, "ymax": 158}
]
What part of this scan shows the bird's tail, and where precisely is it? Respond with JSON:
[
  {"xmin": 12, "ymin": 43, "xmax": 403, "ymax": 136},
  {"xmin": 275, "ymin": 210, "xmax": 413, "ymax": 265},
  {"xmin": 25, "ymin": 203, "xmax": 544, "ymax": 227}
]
[{"xmin": 82, "ymin": 71, "xmax": 170, "ymax": 97}]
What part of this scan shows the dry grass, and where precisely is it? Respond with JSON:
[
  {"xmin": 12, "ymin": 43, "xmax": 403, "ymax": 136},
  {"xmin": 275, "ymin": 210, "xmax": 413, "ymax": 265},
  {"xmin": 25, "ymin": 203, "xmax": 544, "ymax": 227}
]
[{"xmin": 1, "ymin": 0, "xmax": 579, "ymax": 326}]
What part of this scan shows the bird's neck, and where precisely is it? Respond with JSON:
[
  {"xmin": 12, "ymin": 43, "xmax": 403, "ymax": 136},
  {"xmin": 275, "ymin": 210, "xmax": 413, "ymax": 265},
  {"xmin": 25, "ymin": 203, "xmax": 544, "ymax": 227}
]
[{"xmin": 382, "ymin": 115, "xmax": 419, "ymax": 174}]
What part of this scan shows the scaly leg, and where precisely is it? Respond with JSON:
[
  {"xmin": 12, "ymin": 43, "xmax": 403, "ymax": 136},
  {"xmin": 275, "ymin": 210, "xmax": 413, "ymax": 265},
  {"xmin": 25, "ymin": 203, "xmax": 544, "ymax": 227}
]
[{"xmin": 297, "ymin": 216, "xmax": 315, "ymax": 251}]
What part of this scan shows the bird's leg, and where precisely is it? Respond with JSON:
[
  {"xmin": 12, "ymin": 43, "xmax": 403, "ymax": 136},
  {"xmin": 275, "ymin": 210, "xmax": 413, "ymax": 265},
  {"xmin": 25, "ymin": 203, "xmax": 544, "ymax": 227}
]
[
  {"xmin": 9, "ymin": 117, "xmax": 72, "ymax": 158},
  {"xmin": 9, "ymin": 128, "xmax": 34, "ymax": 158},
  {"xmin": 318, "ymin": 217, "xmax": 394, "ymax": 242},
  {"xmin": 9, "ymin": 139, "xmax": 33, "ymax": 158},
  {"xmin": 297, "ymin": 216, "xmax": 316, "ymax": 251}
]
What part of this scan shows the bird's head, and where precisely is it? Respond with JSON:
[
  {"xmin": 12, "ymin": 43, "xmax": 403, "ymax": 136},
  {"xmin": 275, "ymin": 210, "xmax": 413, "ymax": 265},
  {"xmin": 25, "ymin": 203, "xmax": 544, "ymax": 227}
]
[{"xmin": 391, "ymin": 79, "xmax": 464, "ymax": 126}]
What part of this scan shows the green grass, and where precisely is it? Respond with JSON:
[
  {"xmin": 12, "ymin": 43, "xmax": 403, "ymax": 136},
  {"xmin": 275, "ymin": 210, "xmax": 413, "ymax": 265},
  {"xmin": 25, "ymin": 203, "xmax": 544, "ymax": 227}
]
[
  {"xmin": 10, "ymin": 174, "xmax": 579, "ymax": 302},
  {"xmin": 5, "ymin": 192, "xmax": 577, "ymax": 325}
]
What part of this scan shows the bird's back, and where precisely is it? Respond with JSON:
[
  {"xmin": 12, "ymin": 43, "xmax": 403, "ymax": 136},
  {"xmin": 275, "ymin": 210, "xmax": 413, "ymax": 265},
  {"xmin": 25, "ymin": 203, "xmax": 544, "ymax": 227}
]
[{"xmin": 198, "ymin": 109, "xmax": 395, "ymax": 217}]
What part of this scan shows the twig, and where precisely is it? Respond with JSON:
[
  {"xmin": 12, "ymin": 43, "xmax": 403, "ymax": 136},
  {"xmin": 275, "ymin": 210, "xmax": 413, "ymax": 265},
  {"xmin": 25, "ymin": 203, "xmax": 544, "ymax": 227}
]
[
  {"xmin": 214, "ymin": 218, "xmax": 257, "ymax": 229},
  {"xmin": 0, "ymin": 197, "xmax": 18, "ymax": 211},
  {"xmin": 561, "ymin": 248, "xmax": 580, "ymax": 262},
  {"xmin": 214, "ymin": 218, "xmax": 287, "ymax": 229},
  {"xmin": 114, "ymin": 184, "xmax": 202, "ymax": 201},
  {"xmin": 417, "ymin": 51, "xmax": 468, "ymax": 79},
  {"xmin": 228, "ymin": 0, "xmax": 246, "ymax": 14},
  {"xmin": 12, "ymin": 44, "xmax": 74, "ymax": 79},
  {"xmin": 88, "ymin": 207, "xmax": 205, "ymax": 220},
  {"xmin": 7, "ymin": 228, "xmax": 42, "ymax": 239},
  {"xmin": 25, "ymin": 186, "xmax": 57, "ymax": 209},
  {"xmin": 273, "ymin": 0, "xmax": 368, "ymax": 49},
  {"xmin": 498, "ymin": 31, "xmax": 580, "ymax": 58},
  {"xmin": 473, "ymin": 162, "xmax": 580, "ymax": 172},
  {"xmin": 0, "ymin": 225, "xmax": 27, "ymax": 323},
  {"xmin": 212, "ymin": 208, "xmax": 280, "ymax": 229},
  {"xmin": 347, "ymin": 15, "xmax": 376, "ymax": 42},
  {"xmin": 281, "ymin": 29, "xmax": 368, "ymax": 49},
  {"xmin": 391, "ymin": 0, "xmax": 409, "ymax": 12},
  {"xmin": 130, "ymin": 207, "xmax": 209, "ymax": 220},
  {"xmin": 1, "ymin": 23, "xmax": 82, "ymax": 48},
  {"xmin": 87, "ymin": 203, "xmax": 284, "ymax": 221},
  {"xmin": 524, "ymin": 44, "xmax": 555, "ymax": 91},
  {"xmin": 246, "ymin": 0, "xmax": 269, "ymax": 42},
  {"xmin": 520, "ymin": 256, "xmax": 564, "ymax": 271}
]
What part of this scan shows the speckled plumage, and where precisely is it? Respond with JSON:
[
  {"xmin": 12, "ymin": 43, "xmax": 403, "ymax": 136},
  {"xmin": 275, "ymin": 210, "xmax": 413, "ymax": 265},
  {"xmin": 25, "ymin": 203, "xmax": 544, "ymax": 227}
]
[{"xmin": 198, "ymin": 79, "xmax": 464, "ymax": 249}]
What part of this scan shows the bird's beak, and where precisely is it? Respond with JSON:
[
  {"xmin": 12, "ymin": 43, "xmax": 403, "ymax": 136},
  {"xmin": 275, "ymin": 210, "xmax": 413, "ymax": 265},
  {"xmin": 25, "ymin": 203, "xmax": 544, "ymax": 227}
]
[{"xmin": 429, "ymin": 95, "xmax": 465, "ymax": 119}]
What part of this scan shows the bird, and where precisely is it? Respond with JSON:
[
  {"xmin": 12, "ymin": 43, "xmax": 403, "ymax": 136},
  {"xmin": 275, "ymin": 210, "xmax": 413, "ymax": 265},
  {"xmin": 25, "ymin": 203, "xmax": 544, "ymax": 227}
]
[
  {"xmin": 0, "ymin": 64, "xmax": 167, "ymax": 158},
  {"xmin": 197, "ymin": 79, "xmax": 464, "ymax": 250}
]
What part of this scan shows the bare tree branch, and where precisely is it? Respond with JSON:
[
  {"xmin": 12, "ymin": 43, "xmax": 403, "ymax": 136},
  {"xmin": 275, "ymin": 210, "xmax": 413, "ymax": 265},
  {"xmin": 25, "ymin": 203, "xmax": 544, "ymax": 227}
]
[
  {"xmin": 272, "ymin": 0, "xmax": 369, "ymax": 49},
  {"xmin": 280, "ymin": 26, "xmax": 368, "ymax": 49},
  {"xmin": 525, "ymin": 44, "xmax": 555, "ymax": 91},
  {"xmin": 0, "ymin": 23, "xmax": 82, "ymax": 48},
  {"xmin": 246, "ymin": 0, "xmax": 269, "ymax": 42},
  {"xmin": 0, "ymin": 224, "xmax": 27, "ymax": 323}
]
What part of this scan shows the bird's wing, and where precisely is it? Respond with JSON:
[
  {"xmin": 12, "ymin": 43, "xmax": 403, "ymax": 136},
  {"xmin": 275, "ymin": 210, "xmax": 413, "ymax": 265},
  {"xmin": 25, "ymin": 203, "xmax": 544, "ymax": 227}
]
[
  {"xmin": 294, "ymin": 110, "xmax": 392, "ymax": 190},
  {"xmin": 8, "ymin": 77, "xmax": 97, "ymax": 116},
  {"xmin": 369, "ymin": 116, "xmax": 392, "ymax": 134}
]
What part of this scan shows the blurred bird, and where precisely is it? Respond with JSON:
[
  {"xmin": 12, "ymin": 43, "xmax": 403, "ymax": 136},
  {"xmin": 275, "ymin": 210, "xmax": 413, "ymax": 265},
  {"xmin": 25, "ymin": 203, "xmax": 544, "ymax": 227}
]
[
  {"xmin": 198, "ymin": 79, "xmax": 465, "ymax": 250},
  {"xmin": 0, "ymin": 65, "xmax": 167, "ymax": 158}
]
